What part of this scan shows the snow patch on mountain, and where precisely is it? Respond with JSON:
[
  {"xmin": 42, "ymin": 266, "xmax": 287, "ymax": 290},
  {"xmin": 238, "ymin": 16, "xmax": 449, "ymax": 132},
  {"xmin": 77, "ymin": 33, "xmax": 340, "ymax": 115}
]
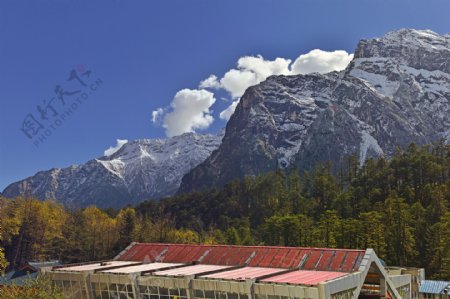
[{"xmin": 359, "ymin": 131, "xmax": 384, "ymax": 165}]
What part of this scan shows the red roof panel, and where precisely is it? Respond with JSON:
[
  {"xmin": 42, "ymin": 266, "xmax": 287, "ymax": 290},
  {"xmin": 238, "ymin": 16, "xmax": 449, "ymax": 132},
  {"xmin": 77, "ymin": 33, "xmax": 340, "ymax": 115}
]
[
  {"xmin": 301, "ymin": 250, "xmax": 322, "ymax": 270},
  {"xmin": 270, "ymin": 249, "xmax": 289, "ymax": 268},
  {"xmin": 340, "ymin": 251, "xmax": 361, "ymax": 272},
  {"xmin": 315, "ymin": 250, "xmax": 334, "ymax": 271},
  {"xmin": 125, "ymin": 244, "xmax": 149, "ymax": 261},
  {"xmin": 328, "ymin": 251, "xmax": 346, "ymax": 271},
  {"xmin": 163, "ymin": 245, "xmax": 185, "ymax": 261},
  {"xmin": 237, "ymin": 248, "xmax": 256, "ymax": 265},
  {"xmin": 248, "ymin": 248, "xmax": 268, "ymax": 267},
  {"xmin": 280, "ymin": 249, "xmax": 300, "ymax": 268},
  {"xmin": 180, "ymin": 246, "xmax": 205, "ymax": 263},
  {"xmin": 291, "ymin": 249, "xmax": 309, "ymax": 268},
  {"xmin": 203, "ymin": 246, "xmax": 227, "ymax": 264},
  {"xmin": 258, "ymin": 248, "xmax": 278, "ymax": 267},
  {"xmin": 216, "ymin": 247, "xmax": 234, "ymax": 265},
  {"xmin": 226, "ymin": 247, "xmax": 243, "ymax": 265}
]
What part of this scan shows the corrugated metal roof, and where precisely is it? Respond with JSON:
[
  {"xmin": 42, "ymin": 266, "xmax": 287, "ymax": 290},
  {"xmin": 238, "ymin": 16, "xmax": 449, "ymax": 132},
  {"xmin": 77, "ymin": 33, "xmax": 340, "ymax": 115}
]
[
  {"xmin": 100, "ymin": 262, "xmax": 183, "ymax": 274},
  {"xmin": 56, "ymin": 261, "xmax": 137, "ymax": 272},
  {"xmin": 260, "ymin": 270, "xmax": 348, "ymax": 286},
  {"xmin": 116, "ymin": 243, "xmax": 365, "ymax": 272},
  {"xmin": 153, "ymin": 264, "xmax": 232, "ymax": 277},
  {"xmin": 0, "ymin": 261, "xmax": 62, "ymax": 286},
  {"xmin": 200, "ymin": 266, "xmax": 286, "ymax": 281},
  {"xmin": 419, "ymin": 280, "xmax": 450, "ymax": 294}
]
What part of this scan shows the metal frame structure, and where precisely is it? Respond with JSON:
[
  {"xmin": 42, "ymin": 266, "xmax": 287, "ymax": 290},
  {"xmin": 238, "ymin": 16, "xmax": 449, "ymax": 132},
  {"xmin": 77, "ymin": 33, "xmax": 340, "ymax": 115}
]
[{"xmin": 43, "ymin": 243, "xmax": 413, "ymax": 299}]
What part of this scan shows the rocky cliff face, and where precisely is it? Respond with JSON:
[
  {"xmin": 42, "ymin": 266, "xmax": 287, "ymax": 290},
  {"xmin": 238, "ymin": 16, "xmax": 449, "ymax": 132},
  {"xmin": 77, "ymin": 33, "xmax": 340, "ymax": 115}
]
[
  {"xmin": 2, "ymin": 132, "xmax": 222, "ymax": 208},
  {"xmin": 179, "ymin": 29, "xmax": 450, "ymax": 193}
]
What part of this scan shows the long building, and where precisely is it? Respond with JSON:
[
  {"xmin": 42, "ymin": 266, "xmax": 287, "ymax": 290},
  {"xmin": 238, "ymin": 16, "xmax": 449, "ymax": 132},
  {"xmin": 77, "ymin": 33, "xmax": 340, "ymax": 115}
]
[{"xmin": 44, "ymin": 243, "xmax": 413, "ymax": 299}]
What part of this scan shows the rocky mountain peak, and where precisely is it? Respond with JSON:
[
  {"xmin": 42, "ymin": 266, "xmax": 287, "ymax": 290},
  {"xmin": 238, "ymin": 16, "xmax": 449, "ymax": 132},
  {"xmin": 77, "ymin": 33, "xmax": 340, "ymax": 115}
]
[{"xmin": 354, "ymin": 29, "xmax": 450, "ymax": 72}]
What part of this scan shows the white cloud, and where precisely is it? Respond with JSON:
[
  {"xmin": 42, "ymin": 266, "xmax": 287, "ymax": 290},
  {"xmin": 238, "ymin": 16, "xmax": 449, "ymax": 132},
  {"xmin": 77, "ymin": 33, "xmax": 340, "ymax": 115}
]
[
  {"xmin": 163, "ymin": 89, "xmax": 216, "ymax": 137},
  {"xmin": 219, "ymin": 100, "xmax": 239, "ymax": 121},
  {"xmin": 237, "ymin": 55, "xmax": 291, "ymax": 80},
  {"xmin": 220, "ymin": 69, "xmax": 258, "ymax": 99},
  {"xmin": 201, "ymin": 50, "xmax": 353, "ymax": 120},
  {"xmin": 151, "ymin": 108, "xmax": 164, "ymax": 124},
  {"xmin": 204, "ymin": 55, "xmax": 291, "ymax": 99},
  {"xmin": 199, "ymin": 75, "xmax": 221, "ymax": 89},
  {"xmin": 104, "ymin": 139, "xmax": 128, "ymax": 156},
  {"xmin": 290, "ymin": 49, "xmax": 354, "ymax": 75}
]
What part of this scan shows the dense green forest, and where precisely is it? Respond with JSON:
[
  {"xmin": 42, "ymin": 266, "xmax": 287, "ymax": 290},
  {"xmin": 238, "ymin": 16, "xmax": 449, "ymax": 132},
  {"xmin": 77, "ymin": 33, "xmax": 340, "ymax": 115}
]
[{"xmin": 1, "ymin": 142, "xmax": 449, "ymax": 280}]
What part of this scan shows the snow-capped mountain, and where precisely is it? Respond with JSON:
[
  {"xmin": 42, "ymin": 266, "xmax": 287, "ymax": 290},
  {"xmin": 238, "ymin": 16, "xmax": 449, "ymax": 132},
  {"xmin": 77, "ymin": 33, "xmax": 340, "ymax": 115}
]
[
  {"xmin": 179, "ymin": 29, "xmax": 450, "ymax": 193},
  {"xmin": 2, "ymin": 132, "xmax": 222, "ymax": 208}
]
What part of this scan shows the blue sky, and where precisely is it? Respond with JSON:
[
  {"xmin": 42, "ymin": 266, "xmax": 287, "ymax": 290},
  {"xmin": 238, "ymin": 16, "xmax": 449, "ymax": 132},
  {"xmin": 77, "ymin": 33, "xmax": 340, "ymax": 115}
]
[{"xmin": 0, "ymin": 0, "xmax": 449, "ymax": 190}]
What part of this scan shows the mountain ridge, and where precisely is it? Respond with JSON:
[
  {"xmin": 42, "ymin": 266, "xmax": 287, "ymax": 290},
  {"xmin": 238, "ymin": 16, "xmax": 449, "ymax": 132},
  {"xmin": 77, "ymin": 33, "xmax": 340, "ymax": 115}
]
[{"xmin": 2, "ymin": 132, "xmax": 223, "ymax": 208}]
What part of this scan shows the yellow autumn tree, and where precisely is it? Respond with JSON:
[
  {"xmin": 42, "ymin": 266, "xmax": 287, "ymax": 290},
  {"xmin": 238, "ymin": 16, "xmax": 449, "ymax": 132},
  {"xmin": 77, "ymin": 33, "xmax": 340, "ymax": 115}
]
[
  {"xmin": 0, "ymin": 197, "xmax": 68, "ymax": 267},
  {"xmin": 0, "ymin": 224, "xmax": 8, "ymax": 272},
  {"xmin": 81, "ymin": 206, "xmax": 118, "ymax": 260}
]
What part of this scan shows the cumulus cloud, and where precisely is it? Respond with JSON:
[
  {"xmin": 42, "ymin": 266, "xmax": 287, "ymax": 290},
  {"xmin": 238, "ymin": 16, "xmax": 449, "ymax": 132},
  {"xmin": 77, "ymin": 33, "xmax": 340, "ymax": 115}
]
[
  {"xmin": 104, "ymin": 139, "xmax": 128, "ymax": 156},
  {"xmin": 162, "ymin": 89, "xmax": 216, "ymax": 137},
  {"xmin": 201, "ymin": 55, "xmax": 291, "ymax": 99},
  {"xmin": 238, "ymin": 56, "xmax": 292, "ymax": 81},
  {"xmin": 290, "ymin": 49, "xmax": 354, "ymax": 75},
  {"xmin": 151, "ymin": 108, "xmax": 164, "ymax": 124},
  {"xmin": 199, "ymin": 75, "xmax": 221, "ymax": 89},
  {"xmin": 219, "ymin": 100, "xmax": 239, "ymax": 121}
]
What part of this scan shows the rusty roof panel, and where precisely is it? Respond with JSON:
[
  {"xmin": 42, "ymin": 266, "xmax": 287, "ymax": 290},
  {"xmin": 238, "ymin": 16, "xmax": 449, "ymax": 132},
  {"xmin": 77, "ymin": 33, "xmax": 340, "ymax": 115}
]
[
  {"xmin": 280, "ymin": 249, "xmax": 299, "ymax": 268},
  {"xmin": 183, "ymin": 246, "xmax": 203, "ymax": 262},
  {"xmin": 340, "ymin": 251, "xmax": 360, "ymax": 272},
  {"xmin": 163, "ymin": 245, "xmax": 185, "ymax": 261},
  {"xmin": 329, "ymin": 251, "xmax": 346, "ymax": 271},
  {"xmin": 231, "ymin": 248, "xmax": 252, "ymax": 265},
  {"xmin": 301, "ymin": 250, "xmax": 322, "ymax": 270},
  {"xmin": 316, "ymin": 250, "xmax": 334, "ymax": 271},
  {"xmin": 270, "ymin": 249, "xmax": 289, "ymax": 268},
  {"xmin": 247, "ymin": 248, "xmax": 267, "ymax": 267},
  {"xmin": 258, "ymin": 249, "xmax": 278, "ymax": 267},
  {"xmin": 238, "ymin": 248, "xmax": 255, "ymax": 265},
  {"xmin": 201, "ymin": 246, "xmax": 225, "ymax": 264},
  {"xmin": 291, "ymin": 250, "xmax": 309, "ymax": 268}
]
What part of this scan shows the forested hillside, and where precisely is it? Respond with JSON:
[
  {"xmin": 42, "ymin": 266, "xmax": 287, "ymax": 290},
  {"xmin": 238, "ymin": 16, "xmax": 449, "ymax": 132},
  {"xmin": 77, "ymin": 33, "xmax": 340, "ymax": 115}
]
[{"xmin": 1, "ymin": 142, "xmax": 449, "ymax": 279}]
